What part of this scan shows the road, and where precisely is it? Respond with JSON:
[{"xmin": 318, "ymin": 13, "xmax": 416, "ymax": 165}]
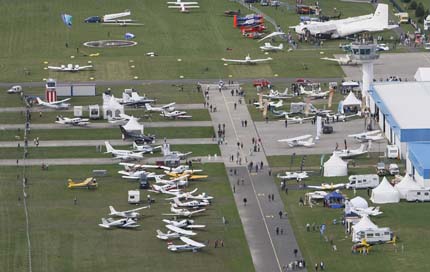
[
  {"xmin": 0, "ymin": 104, "xmax": 205, "ymax": 112},
  {"xmin": 204, "ymin": 83, "xmax": 305, "ymax": 272}
]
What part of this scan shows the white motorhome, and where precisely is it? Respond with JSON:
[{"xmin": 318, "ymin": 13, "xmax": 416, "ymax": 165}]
[
  {"xmin": 406, "ymin": 189, "xmax": 430, "ymax": 202},
  {"xmin": 346, "ymin": 174, "xmax": 379, "ymax": 189},
  {"xmin": 386, "ymin": 145, "xmax": 399, "ymax": 159},
  {"xmin": 353, "ymin": 227, "xmax": 393, "ymax": 243}
]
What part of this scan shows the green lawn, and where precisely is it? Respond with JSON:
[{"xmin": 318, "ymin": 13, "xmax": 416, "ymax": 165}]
[
  {"xmin": 0, "ymin": 163, "xmax": 254, "ymax": 272},
  {"xmin": 0, "ymin": 127, "xmax": 215, "ymax": 141},
  {"xmin": 0, "ymin": 144, "xmax": 221, "ymax": 160}
]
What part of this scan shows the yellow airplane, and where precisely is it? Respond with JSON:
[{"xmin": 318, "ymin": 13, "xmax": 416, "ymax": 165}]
[
  {"xmin": 68, "ymin": 177, "xmax": 98, "ymax": 189},
  {"xmin": 89, "ymin": 53, "xmax": 100, "ymax": 57},
  {"xmin": 165, "ymin": 172, "xmax": 208, "ymax": 180},
  {"xmin": 352, "ymin": 239, "xmax": 372, "ymax": 254}
]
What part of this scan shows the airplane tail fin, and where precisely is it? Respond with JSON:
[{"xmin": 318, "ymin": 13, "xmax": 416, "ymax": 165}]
[
  {"xmin": 109, "ymin": 206, "xmax": 116, "ymax": 215},
  {"xmin": 371, "ymin": 4, "xmax": 389, "ymax": 28},
  {"xmin": 144, "ymin": 103, "xmax": 151, "ymax": 111},
  {"xmin": 104, "ymin": 141, "xmax": 115, "ymax": 153},
  {"xmin": 156, "ymin": 229, "xmax": 164, "ymax": 236},
  {"xmin": 279, "ymin": 43, "xmax": 284, "ymax": 50}
]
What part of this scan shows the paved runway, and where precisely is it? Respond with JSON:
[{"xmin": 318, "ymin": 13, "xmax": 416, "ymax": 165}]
[{"xmin": 204, "ymin": 83, "xmax": 305, "ymax": 272}]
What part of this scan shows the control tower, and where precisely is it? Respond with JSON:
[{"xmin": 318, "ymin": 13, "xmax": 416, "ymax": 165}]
[{"xmin": 348, "ymin": 41, "xmax": 379, "ymax": 113}]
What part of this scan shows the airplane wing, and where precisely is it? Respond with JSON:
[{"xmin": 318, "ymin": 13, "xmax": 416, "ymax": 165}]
[
  {"xmin": 47, "ymin": 66, "xmax": 63, "ymax": 70},
  {"xmin": 279, "ymin": 134, "xmax": 312, "ymax": 143},
  {"xmin": 50, "ymin": 98, "xmax": 71, "ymax": 105},
  {"xmin": 180, "ymin": 237, "xmax": 206, "ymax": 248},
  {"xmin": 320, "ymin": 57, "xmax": 342, "ymax": 63},
  {"xmin": 175, "ymin": 115, "xmax": 192, "ymax": 119},
  {"xmin": 162, "ymin": 102, "xmax": 176, "ymax": 109},
  {"xmin": 250, "ymin": 58, "xmax": 272, "ymax": 63},
  {"xmin": 186, "ymin": 224, "xmax": 206, "ymax": 229},
  {"xmin": 165, "ymin": 225, "xmax": 196, "ymax": 236},
  {"xmin": 221, "ymin": 58, "xmax": 247, "ymax": 63},
  {"xmin": 258, "ymin": 31, "xmax": 285, "ymax": 42},
  {"xmin": 189, "ymin": 208, "xmax": 206, "ymax": 215},
  {"xmin": 126, "ymin": 206, "xmax": 150, "ymax": 213},
  {"xmin": 77, "ymin": 65, "xmax": 93, "ymax": 70}
]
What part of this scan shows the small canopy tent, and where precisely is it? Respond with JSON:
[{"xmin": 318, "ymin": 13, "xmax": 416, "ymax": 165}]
[
  {"xmin": 342, "ymin": 91, "xmax": 361, "ymax": 113},
  {"xmin": 324, "ymin": 191, "xmax": 345, "ymax": 208},
  {"xmin": 351, "ymin": 215, "xmax": 378, "ymax": 242},
  {"xmin": 102, "ymin": 94, "xmax": 124, "ymax": 120},
  {"xmin": 370, "ymin": 177, "xmax": 400, "ymax": 204},
  {"xmin": 394, "ymin": 175, "xmax": 422, "ymax": 199},
  {"xmin": 323, "ymin": 153, "xmax": 348, "ymax": 177},
  {"xmin": 123, "ymin": 116, "xmax": 144, "ymax": 134},
  {"xmin": 414, "ymin": 67, "xmax": 430, "ymax": 81}
]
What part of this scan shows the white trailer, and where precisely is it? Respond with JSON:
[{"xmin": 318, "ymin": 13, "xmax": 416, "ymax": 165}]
[
  {"xmin": 128, "ymin": 190, "xmax": 140, "ymax": 204},
  {"xmin": 346, "ymin": 174, "xmax": 379, "ymax": 189},
  {"xmin": 353, "ymin": 227, "xmax": 393, "ymax": 243},
  {"xmin": 406, "ymin": 189, "xmax": 430, "ymax": 202}
]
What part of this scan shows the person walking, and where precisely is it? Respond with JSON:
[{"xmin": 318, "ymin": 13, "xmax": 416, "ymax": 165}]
[
  {"xmin": 243, "ymin": 198, "xmax": 247, "ymax": 206},
  {"xmin": 276, "ymin": 227, "xmax": 279, "ymax": 235},
  {"xmin": 279, "ymin": 210, "xmax": 283, "ymax": 219}
]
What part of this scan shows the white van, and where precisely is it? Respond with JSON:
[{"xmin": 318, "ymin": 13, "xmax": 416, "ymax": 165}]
[
  {"xmin": 346, "ymin": 174, "xmax": 379, "ymax": 189},
  {"xmin": 386, "ymin": 145, "xmax": 399, "ymax": 159},
  {"xmin": 353, "ymin": 228, "xmax": 393, "ymax": 244},
  {"xmin": 406, "ymin": 189, "xmax": 430, "ymax": 202}
]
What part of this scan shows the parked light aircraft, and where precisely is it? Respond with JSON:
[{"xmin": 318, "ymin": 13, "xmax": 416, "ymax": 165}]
[
  {"xmin": 290, "ymin": 4, "xmax": 398, "ymax": 39},
  {"xmin": 108, "ymin": 205, "xmax": 149, "ymax": 219},
  {"xmin": 271, "ymin": 109, "xmax": 291, "ymax": 118},
  {"xmin": 299, "ymin": 86, "xmax": 329, "ymax": 99},
  {"xmin": 348, "ymin": 130, "xmax": 384, "ymax": 142},
  {"xmin": 260, "ymin": 43, "xmax": 284, "ymax": 51},
  {"xmin": 221, "ymin": 54, "xmax": 272, "ymax": 64},
  {"xmin": 325, "ymin": 112, "xmax": 360, "ymax": 122},
  {"xmin": 162, "ymin": 219, "xmax": 206, "ymax": 229},
  {"xmin": 254, "ymin": 100, "xmax": 283, "ymax": 109},
  {"xmin": 7, "ymin": 85, "xmax": 22, "ymax": 94},
  {"xmin": 283, "ymin": 114, "xmax": 314, "ymax": 124},
  {"xmin": 172, "ymin": 197, "xmax": 210, "ymax": 208},
  {"xmin": 165, "ymin": 172, "xmax": 208, "ymax": 180},
  {"xmin": 47, "ymin": 64, "xmax": 92, "ymax": 72},
  {"xmin": 155, "ymin": 175, "xmax": 189, "ymax": 187},
  {"xmin": 321, "ymin": 55, "xmax": 360, "ymax": 66},
  {"xmin": 161, "ymin": 110, "xmax": 192, "ymax": 119},
  {"xmin": 68, "ymin": 177, "xmax": 98, "ymax": 189},
  {"xmin": 167, "ymin": 236, "xmax": 206, "ymax": 252},
  {"xmin": 118, "ymin": 170, "xmax": 161, "ymax": 180},
  {"xmin": 167, "ymin": 0, "xmax": 198, "ymax": 4},
  {"xmin": 132, "ymin": 142, "xmax": 162, "ymax": 154},
  {"xmin": 168, "ymin": 3, "xmax": 200, "ymax": 13},
  {"xmin": 98, "ymin": 217, "xmax": 139, "ymax": 229},
  {"xmin": 151, "ymin": 183, "xmax": 181, "ymax": 193},
  {"xmin": 120, "ymin": 92, "xmax": 155, "ymax": 107},
  {"xmin": 145, "ymin": 102, "xmax": 176, "ymax": 112},
  {"xmin": 263, "ymin": 89, "xmax": 291, "ymax": 100},
  {"xmin": 120, "ymin": 163, "xmax": 202, "ymax": 175},
  {"xmin": 162, "ymin": 145, "xmax": 192, "ymax": 160},
  {"xmin": 278, "ymin": 135, "xmax": 315, "ymax": 148},
  {"xmin": 307, "ymin": 183, "xmax": 346, "ymax": 190},
  {"xmin": 333, "ymin": 144, "xmax": 368, "ymax": 159},
  {"xmin": 163, "ymin": 205, "xmax": 206, "ymax": 217},
  {"xmin": 36, "ymin": 97, "xmax": 70, "ymax": 109},
  {"xmin": 156, "ymin": 225, "xmax": 197, "ymax": 240},
  {"xmin": 277, "ymin": 171, "xmax": 310, "ymax": 181},
  {"xmin": 159, "ymin": 188, "xmax": 214, "ymax": 201},
  {"xmin": 345, "ymin": 201, "xmax": 383, "ymax": 216},
  {"xmin": 100, "ymin": 10, "xmax": 142, "ymax": 26},
  {"xmin": 104, "ymin": 141, "xmax": 144, "ymax": 160},
  {"xmin": 55, "ymin": 115, "xmax": 89, "ymax": 126}
]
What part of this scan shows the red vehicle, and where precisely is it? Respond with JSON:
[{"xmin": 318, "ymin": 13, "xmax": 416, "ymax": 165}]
[
  {"xmin": 240, "ymin": 25, "xmax": 267, "ymax": 33},
  {"xmin": 253, "ymin": 79, "xmax": 272, "ymax": 88},
  {"xmin": 295, "ymin": 78, "xmax": 312, "ymax": 86}
]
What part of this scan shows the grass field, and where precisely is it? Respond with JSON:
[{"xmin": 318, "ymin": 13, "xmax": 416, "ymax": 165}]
[
  {"xmin": 0, "ymin": 127, "xmax": 215, "ymax": 141},
  {"xmin": 0, "ymin": 0, "xmax": 345, "ymax": 83},
  {"xmin": 0, "ymin": 144, "xmax": 221, "ymax": 160},
  {"xmin": 0, "ymin": 163, "xmax": 254, "ymax": 272}
]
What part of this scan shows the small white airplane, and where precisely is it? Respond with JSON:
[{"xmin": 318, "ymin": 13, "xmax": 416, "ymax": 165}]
[
  {"xmin": 263, "ymin": 89, "xmax": 291, "ymax": 100},
  {"xmin": 299, "ymin": 86, "xmax": 329, "ymax": 99},
  {"xmin": 145, "ymin": 102, "xmax": 176, "ymax": 112},
  {"xmin": 104, "ymin": 141, "xmax": 144, "ymax": 160},
  {"xmin": 161, "ymin": 110, "xmax": 192, "ymax": 119},
  {"xmin": 7, "ymin": 85, "xmax": 22, "ymax": 94},
  {"xmin": 258, "ymin": 31, "xmax": 286, "ymax": 42},
  {"xmin": 108, "ymin": 205, "xmax": 149, "ymax": 219},
  {"xmin": 325, "ymin": 112, "xmax": 360, "ymax": 122},
  {"xmin": 156, "ymin": 225, "xmax": 197, "ymax": 240},
  {"xmin": 55, "ymin": 115, "xmax": 90, "ymax": 126},
  {"xmin": 118, "ymin": 170, "xmax": 161, "ymax": 180},
  {"xmin": 132, "ymin": 142, "xmax": 162, "ymax": 154},
  {"xmin": 254, "ymin": 100, "xmax": 283, "ymax": 109},
  {"xmin": 290, "ymin": 4, "xmax": 398, "ymax": 39},
  {"xmin": 167, "ymin": 0, "xmax": 199, "ymax": 4},
  {"xmin": 159, "ymin": 188, "xmax": 214, "ymax": 201},
  {"xmin": 278, "ymin": 135, "xmax": 315, "ymax": 148},
  {"xmin": 171, "ymin": 197, "xmax": 210, "ymax": 208},
  {"xmin": 307, "ymin": 183, "xmax": 346, "ymax": 190},
  {"xmin": 168, "ymin": 3, "xmax": 200, "ymax": 12},
  {"xmin": 47, "ymin": 64, "xmax": 93, "ymax": 72},
  {"xmin": 150, "ymin": 183, "xmax": 180, "ymax": 193},
  {"xmin": 221, "ymin": 54, "xmax": 272, "ymax": 64},
  {"xmin": 119, "ymin": 164, "xmax": 202, "ymax": 175},
  {"xmin": 277, "ymin": 171, "xmax": 310, "ymax": 181},
  {"xmin": 155, "ymin": 175, "xmax": 189, "ymax": 187},
  {"xmin": 283, "ymin": 114, "xmax": 314, "ymax": 124},
  {"xmin": 162, "ymin": 219, "xmax": 206, "ymax": 229},
  {"xmin": 351, "ymin": 206, "xmax": 383, "ymax": 216},
  {"xmin": 260, "ymin": 43, "xmax": 284, "ymax": 51},
  {"xmin": 271, "ymin": 109, "xmax": 291, "ymax": 118},
  {"xmin": 333, "ymin": 144, "xmax": 368, "ymax": 159},
  {"xmin": 36, "ymin": 97, "xmax": 70, "ymax": 110},
  {"xmin": 163, "ymin": 205, "xmax": 206, "ymax": 217},
  {"xmin": 103, "ymin": 10, "xmax": 131, "ymax": 21},
  {"xmin": 348, "ymin": 130, "xmax": 385, "ymax": 142},
  {"xmin": 98, "ymin": 217, "xmax": 139, "ymax": 229},
  {"xmin": 167, "ymin": 236, "xmax": 206, "ymax": 252},
  {"xmin": 120, "ymin": 92, "xmax": 155, "ymax": 107},
  {"xmin": 321, "ymin": 55, "xmax": 360, "ymax": 66}
]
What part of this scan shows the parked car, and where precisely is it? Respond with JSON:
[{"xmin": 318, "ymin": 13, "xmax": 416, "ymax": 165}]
[
  {"xmin": 388, "ymin": 164, "xmax": 399, "ymax": 175},
  {"xmin": 376, "ymin": 162, "xmax": 388, "ymax": 176}
]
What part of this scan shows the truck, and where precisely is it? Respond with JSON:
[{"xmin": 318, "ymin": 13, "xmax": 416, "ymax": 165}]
[{"xmin": 346, "ymin": 174, "xmax": 379, "ymax": 189}]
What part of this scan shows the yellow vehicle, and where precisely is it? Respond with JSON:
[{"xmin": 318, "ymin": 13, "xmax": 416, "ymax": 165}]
[
  {"xmin": 352, "ymin": 239, "xmax": 372, "ymax": 254},
  {"xmin": 165, "ymin": 172, "xmax": 208, "ymax": 180},
  {"xmin": 68, "ymin": 177, "xmax": 98, "ymax": 189}
]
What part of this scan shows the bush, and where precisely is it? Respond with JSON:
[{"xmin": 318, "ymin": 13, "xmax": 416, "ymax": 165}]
[
  {"xmin": 409, "ymin": 1, "xmax": 417, "ymax": 9},
  {"xmin": 401, "ymin": 0, "xmax": 411, "ymax": 3},
  {"xmin": 415, "ymin": 3, "xmax": 425, "ymax": 17}
]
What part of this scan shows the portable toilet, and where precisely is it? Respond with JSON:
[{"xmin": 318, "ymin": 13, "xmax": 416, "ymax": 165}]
[
  {"xmin": 74, "ymin": 106, "xmax": 83, "ymax": 117},
  {"xmin": 88, "ymin": 104, "xmax": 100, "ymax": 119},
  {"xmin": 128, "ymin": 190, "xmax": 140, "ymax": 204}
]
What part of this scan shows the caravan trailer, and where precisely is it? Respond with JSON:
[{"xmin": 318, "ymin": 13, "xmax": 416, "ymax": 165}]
[
  {"xmin": 353, "ymin": 227, "xmax": 393, "ymax": 244},
  {"xmin": 406, "ymin": 189, "xmax": 430, "ymax": 202},
  {"xmin": 346, "ymin": 174, "xmax": 379, "ymax": 189}
]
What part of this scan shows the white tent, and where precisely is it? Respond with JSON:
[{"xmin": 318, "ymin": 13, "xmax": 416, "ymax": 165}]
[
  {"xmin": 351, "ymin": 215, "xmax": 378, "ymax": 242},
  {"xmin": 123, "ymin": 116, "xmax": 144, "ymax": 134},
  {"xmin": 342, "ymin": 91, "xmax": 361, "ymax": 107},
  {"xmin": 102, "ymin": 94, "xmax": 124, "ymax": 120},
  {"xmin": 394, "ymin": 175, "xmax": 422, "ymax": 199},
  {"xmin": 414, "ymin": 67, "xmax": 430, "ymax": 81},
  {"xmin": 370, "ymin": 177, "xmax": 400, "ymax": 204},
  {"xmin": 323, "ymin": 153, "xmax": 348, "ymax": 177},
  {"xmin": 350, "ymin": 196, "xmax": 368, "ymax": 209}
]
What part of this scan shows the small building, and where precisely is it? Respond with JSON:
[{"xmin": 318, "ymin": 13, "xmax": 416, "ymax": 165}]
[
  {"xmin": 88, "ymin": 104, "xmax": 100, "ymax": 119},
  {"xmin": 128, "ymin": 190, "xmax": 140, "ymax": 204},
  {"xmin": 406, "ymin": 142, "xmax": 430, "ymax": 188},
  {"xmin": 102, "ymin": 94, "xmax": 124, "ymax": 119}
]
